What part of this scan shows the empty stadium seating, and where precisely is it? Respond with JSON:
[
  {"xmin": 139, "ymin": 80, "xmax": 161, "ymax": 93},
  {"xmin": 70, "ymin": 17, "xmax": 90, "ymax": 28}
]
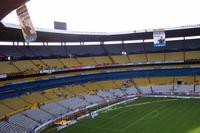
[
  {"xmin": 174, "ymin": 85, "xmax": 194, "ymax": 93},
  {"xmin": 0, "ymin": 76, "xmax": 199, "ymax": 133},
  {"xmin": 42, "ymin": 91, "xmax": 61, "ymax": 100},
  {"xmin": 66, "ymin": 85, "xmax": 88, "ymax": 95},
  {"xmin": 195, "ymin": 84, "xmax": 200, "ymax": 93},
  {"xmin": 77, "ymin": 57, "xmax": 96, "ymax": 66},
  {"xmin": 93, "ymin": 56, "xmax": 112, "ymax": 65},
  {"xmin": 23, "ymin": 109, "xmax": 55, "ymax": 123},
  {"xmin": 133, "ymin": 78, "xmax": 149, "ymax": 86},
  {"xmin": 53, "ymin": 88, "xmax": 74, "ymax": 98},
  {"xmin": 13, "ymin": 60, "xmax": 39, "ymax": 72},
  {"xmin": 0, "ymin": 103, "xmax": 13, "ymax": 117},
  {"xmin": 122, "ymin": 87, "xmax": 138, "ymax": 95},
  {"xmin": 129, "ymin": 54, "xmax": 147, "ymax": 63},
  {"xmin": 57, "ymin": 97, "xmax": 89, "ymax": 110},
  {"xmin": 97, "ymin": 91, "xmax": 116, "ymax": 101},
  {"xmin": 111, "ymin": 55, "xmax": 129, "ymax": 64},
  {"xmin": 152, "ymin": 85, "xmax": 173, "ymax": 94},
  {"xmin": 8, "ymin": 113, "xmax": 40, "ymax": 131},
  {"xmin": 138, "ymin": 86, "xmax": 152, "ymax": 94},
  {"xmin": 60, "ymin": 58, "xmax": 80, "ymax": 67},
  {"xmin": 109, "ymin": 89, "xmax": 125, "ymax": 97},
  {"xmin": 20, "ymin": 93, "xmax": 49, "ymax": 104},
  {"xmin": 82, "ymin": 94, "xmax": 104, "ymax": 104},
  {"xmin": 0, "ymin": 121, "xmax": 27, "ymax": 133},
  {"xmin": 185, "ymin": 51, "xmax": 200, "ymax": 60},
  {"xmin": 147, "ymin": 53, "xmax": 165, "ymax": 62},
  {"xmin": 0, "ymin": 97, "xmax": 29, "ymax": 110},
  {"xmin": 0, "ymin": 50, "xmax": 200, "ymax": 76},
  {"xmin": 150, "ymin": 77, "xmax": 173, "ymax": 85},
  {"xmin": 31, "ymin": 60, "xmax": 47, "ymax": 70},
  {"xmin": 165, "ymin": 52, "xmax": 184, "ymax": 61},
  {"xmin": 42, "ymin": 59, "xmax": 64, "ymax": 69},
  {"xmin": 84, "ymin": 82, "xmax": 103, "ymax": 93},
  {"xmin": 40, "ymin": 102, "xmax": 68, "ymax": 116},
  {"xmin": 97, "ymin": 80, "xmax": 119, "ymax": 90},
  {"xmin": 0, "ymin": 61, "xmax": 19, "ymax": 74}
]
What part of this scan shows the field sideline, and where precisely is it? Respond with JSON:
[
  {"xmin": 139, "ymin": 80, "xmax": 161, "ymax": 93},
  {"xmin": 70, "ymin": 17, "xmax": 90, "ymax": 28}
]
[{"xmin": 45, "ymin": 97, "xmax": 200, "ymax": 133}]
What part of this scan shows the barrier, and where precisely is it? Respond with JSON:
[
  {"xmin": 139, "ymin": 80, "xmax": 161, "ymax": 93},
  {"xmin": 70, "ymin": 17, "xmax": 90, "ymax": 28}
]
[{"xmin": 145, "ymin": 95, "xmax": 200, "ymax": 99}]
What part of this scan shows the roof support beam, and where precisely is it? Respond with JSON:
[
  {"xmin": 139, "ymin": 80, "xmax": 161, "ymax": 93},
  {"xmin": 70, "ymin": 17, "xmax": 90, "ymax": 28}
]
[
  {"xmin": 183, "ymin": 37, "xmax": 186, "ymax": 61},
  {"xmin": 122, "ymin": 41, "xmax": 131, "ymax": 63},
  {"xmin": 143, "ymin": 40, "xmax": 149, "ymax": 62}
]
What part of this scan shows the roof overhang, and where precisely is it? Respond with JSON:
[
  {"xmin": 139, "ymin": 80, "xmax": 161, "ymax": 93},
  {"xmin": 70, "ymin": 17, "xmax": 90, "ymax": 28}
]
[
  {"xmin": 1, "ymin": 23, "xmax": 200, "ymax": 42},
  {"xmin": 0, "ymin": 0, "xmax": 29, "ymax": 20}
]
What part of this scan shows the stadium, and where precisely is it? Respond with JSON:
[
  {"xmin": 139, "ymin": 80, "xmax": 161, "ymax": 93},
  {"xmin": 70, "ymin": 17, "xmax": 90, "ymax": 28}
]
[{"xmin": 0, "ymin": 0, "xmax": 200, "ymax": 133}]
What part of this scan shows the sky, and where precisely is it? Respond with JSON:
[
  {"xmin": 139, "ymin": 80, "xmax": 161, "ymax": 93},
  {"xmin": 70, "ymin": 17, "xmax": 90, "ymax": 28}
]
[{"xmin": 2, "ymin": 0, "xmax": 200, "ymax": 32}]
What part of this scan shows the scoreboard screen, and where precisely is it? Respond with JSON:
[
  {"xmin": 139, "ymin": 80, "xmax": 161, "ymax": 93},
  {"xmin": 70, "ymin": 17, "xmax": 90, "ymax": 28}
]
[{"xmin": 54, "ymin": 21, "xmax": 67, "ymax": 30}]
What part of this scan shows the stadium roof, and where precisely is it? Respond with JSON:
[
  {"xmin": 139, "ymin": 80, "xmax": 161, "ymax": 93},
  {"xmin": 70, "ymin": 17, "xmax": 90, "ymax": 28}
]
[
  {"xmin": 0, "ymin": 0, "xmax": 29, "ymax": 21},
  {"xmin": 1, "ymin": 23, "xmax": 200, "ymax": 42},
  {"xmin": 0, "ymin": 0, "xmax": 200, "ymax": 42}
]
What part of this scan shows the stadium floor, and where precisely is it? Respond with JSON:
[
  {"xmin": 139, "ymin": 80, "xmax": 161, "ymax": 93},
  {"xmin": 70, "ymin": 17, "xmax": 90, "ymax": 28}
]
[{"xmin": 45, "ymin": 97, "xmax": 200, "ymax": 133}]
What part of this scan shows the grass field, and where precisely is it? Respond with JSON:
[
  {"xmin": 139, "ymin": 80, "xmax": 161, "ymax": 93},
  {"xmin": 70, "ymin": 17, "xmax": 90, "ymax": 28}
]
[{"xmin": 48, "ymin": 97, "xmax": 200, "ymax": 133}]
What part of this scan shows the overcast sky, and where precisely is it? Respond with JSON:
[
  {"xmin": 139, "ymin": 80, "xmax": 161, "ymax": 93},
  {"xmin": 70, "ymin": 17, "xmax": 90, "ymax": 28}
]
[{"xmin": 2, "ymin": 0, "xmax": 200, "ymax": 32}]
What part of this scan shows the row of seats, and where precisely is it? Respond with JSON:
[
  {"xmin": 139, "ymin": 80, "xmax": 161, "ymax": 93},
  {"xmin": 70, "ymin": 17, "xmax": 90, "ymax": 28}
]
[
  {"xmin": 0, "ymin": 121, "xmax": 27, "ymax": 133},
  {"xmin": 1, "ymin": 39, "xmax": 200, "ymax": 59},
  {"xmin": 142, "ymin": 84, "xmax": 199, "ymax": 94},
  {"xmin": 0, "ymin": 86, "xmax": 138, "ymax": 132},
  {"xmin": 1, "ymin": 63, "xmax": 198, "ymax": 87},
  {"xmin": 0, "ymin": 76, "xmax": 199, "ymax": 118},
  {"xmin": 1, "ymin": 83, "xmax": 200, "ymax": 132},
  {"xmin": 1, "ymin": 51, "xmax": 200, "ymax": 75},
  {"xmin": 9, "ymin": 113, "xmax": 40, "ymax": 131}
]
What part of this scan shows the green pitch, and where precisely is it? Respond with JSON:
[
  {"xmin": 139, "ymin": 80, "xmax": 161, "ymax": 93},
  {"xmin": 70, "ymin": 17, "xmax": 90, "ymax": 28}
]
[{"xmin": 47, "ymin": 97, "xmax": 200, "ymax": 133}]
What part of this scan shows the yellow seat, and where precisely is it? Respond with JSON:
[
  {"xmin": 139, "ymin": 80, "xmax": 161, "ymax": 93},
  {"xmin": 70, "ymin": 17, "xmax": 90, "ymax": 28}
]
[
  {"xmin": 98, "ymin": 80, "xmax": 118, "ymax": 90},
  {"xmin": 185, "ymin": 51, "xmax": 200, "ymax": 60},
  {"xmin": 150, "ymin": 77, "xmax": 173, "ymax": 85},
  {"xmin": 42, "ymin": 59, "xmax": 64, "ymax": 68},
  {"xmin": 32, "ymin": 60, "xmax": 47, "ymax": 69},
  {"xmin": 165, "ymin": 52, "xmax": 184, "ymax": 61},
  {"xmin": 0, "ymin": 61, "xmax": 19, "ymax": 74},
  {"xmin": 13, "ymin": 60, "xmax": 39, "ymax": 73},
  {"xmin": 54, "ymin": 88, "xmax": 74, "ymax": 98},
  {"xmin": 1, "ymin": 97, "xmax": 29, "ymax": 110},
  {"xmin": 147, "ymin": 53, "xmax": 164, "ymax": 62},
  {"xmin": 111, "ymin": 55, "xmax": 129, "ymax": 64},
  {"xmin": 129, "ymin": 54, "xmax": 147, "ymax": 63},
  {"xmin": 114, "ymin": 79, "xmax": 134, "ymax": 88},
  {"xmin": 20, "ymin": 92, "xmax": 48, "ymax": 104},
  {"xmin": 77, "ymin": 57, "xmax": 96, "ymax": 66},
  {"xmin": 84, "ymin": 82, "xmax": 103, "ymax": 92},
  {"xmin": 133, "ymin": 78, "xmax": 149, "ymax": 86},
  {"xmin": 42, "ymin": 92, "xmax": 60, "ymax": 100},
  {"xmin": 0, "ymin": 103, "xmax": 14, "ymax": 117},
  {"xmin": 60, "ymin": 58, "xmax": 80, "ymax": 67},
  {"xmin": 66, "ymin": 85, "xmax": 87, "ymax": 95},
  {"xmin": 93, "ymin": 56, "xmax": 112, "ymax": 65}
]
